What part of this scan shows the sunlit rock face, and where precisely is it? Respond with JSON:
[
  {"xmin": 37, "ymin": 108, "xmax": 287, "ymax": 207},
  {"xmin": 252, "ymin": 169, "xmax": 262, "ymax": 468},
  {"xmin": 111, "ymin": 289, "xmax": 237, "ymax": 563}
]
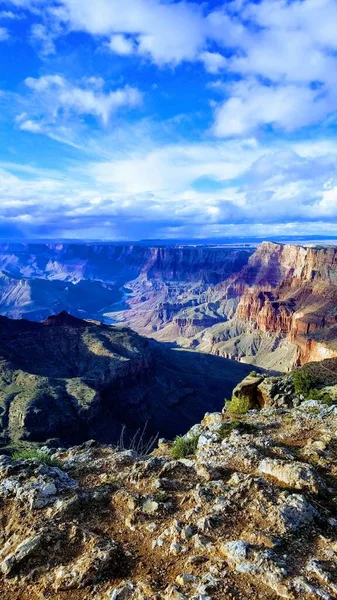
[{"xmin": 115, "ymin": 242, "xmax": 337, "ymax": 370}]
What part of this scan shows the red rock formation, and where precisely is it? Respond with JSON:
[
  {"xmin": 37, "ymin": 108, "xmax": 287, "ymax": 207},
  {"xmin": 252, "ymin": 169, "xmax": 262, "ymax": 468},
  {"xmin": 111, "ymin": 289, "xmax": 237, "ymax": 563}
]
[{"xmin": 229, "ymin": 243, "xmax": 337, "ymax": 366}]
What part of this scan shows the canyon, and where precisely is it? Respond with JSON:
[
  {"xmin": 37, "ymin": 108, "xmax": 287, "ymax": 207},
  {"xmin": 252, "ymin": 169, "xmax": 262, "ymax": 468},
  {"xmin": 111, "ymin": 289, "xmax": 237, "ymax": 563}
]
[
  {"xmin": 0, "ymin": 243, "xmax": 337, "ymax": 599},
  {"xmin": 1, "ymin": 241, "xmax": 337, "ymax": 371}
]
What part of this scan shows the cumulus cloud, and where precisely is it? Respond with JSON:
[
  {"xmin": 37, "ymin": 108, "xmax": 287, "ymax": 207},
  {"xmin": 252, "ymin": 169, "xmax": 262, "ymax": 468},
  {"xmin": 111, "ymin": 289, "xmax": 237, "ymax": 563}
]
[
  {"xmin": 210, "ymin": 0, "xmax": 337, "ymax": 136},
  {"xmin": 5, "ymin": 0, "xmax": 209, "ymax": 65},
  {"xmin": 212, "ymin": 79, "xmax": 332, "ymax": 137},
  {"xmin": 108, "ymin": 34, "xmax": 135, "ymax": 56},
  {"xmin": 7, "ymin": 0, "xmax": 337, "ymax": 135},
  {"xmin": 61, "ymin": 0, "xmax": 206, "ymax": 65},
  {"xmin": 23, "ymin": 74, "xmax": 142, "ymax": 125},
  {"xmin": 3, "ymin": 0, "xmax": 337, "ymax": 239},
  {"xmin": 199, "ymin": 51, "xmax": 226, "ymax": 74}
]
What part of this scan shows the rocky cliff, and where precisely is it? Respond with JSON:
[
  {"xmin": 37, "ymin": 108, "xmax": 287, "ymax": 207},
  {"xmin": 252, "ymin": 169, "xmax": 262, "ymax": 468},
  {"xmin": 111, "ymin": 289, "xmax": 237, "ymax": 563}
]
[
  {"xmin": 0, "ymin": 368, "xmax": 337, "ymax": 600},
  {"xmin": 0, "ymin": 312, "xmax": 253, "ymax": 445},
  {"xmin": 226, "ymin": 243, "xmax": 337, "ymax": 367}
]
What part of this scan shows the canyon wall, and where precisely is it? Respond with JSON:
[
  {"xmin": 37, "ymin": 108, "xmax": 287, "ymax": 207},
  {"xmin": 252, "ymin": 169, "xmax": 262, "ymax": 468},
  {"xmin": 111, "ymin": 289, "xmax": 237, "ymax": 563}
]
[
  {"xmin": 0, "ymin": 243, "xmax": 252, "ymax": 321},
  {"xmin": 1, "ymin": 241, "xmax": 337, "ymax": 370},
  {"xmin": 116, "ymin": 242, "xmax": 337, "ymax": 371}
]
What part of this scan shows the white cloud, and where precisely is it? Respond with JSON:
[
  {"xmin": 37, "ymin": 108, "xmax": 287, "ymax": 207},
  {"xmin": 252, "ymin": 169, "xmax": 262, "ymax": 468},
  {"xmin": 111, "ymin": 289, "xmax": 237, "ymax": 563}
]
[
  {"xmin": 8, "ymin": 0, "xmax": 337, "ymax": 137},
  {"xmin": 199, "ymin": 51, "xmax": 226, "ymax": 74},
  {"xmin": 108, "ymin": 34, "xmax": 135, "ymax": 56},
  {"xmin": 0, "ymin": 26, "xmax": 9, "ymax": 40},
  {"xmin": 11, "ymin": 0, "xmax": 207, "ymax": 66},
  {"xmin": 63, "ymin": 0, "xmax": 206, "ymax": 65},
  {"xmin": 209, "ymin": 0, "xmax": 337, "ymax": 136},
  {"xmin": 3, "ymin": 0, "xmax": 337, "ymax": 240},
  {"xmin": 0, "ymin": 10, "xmax": 23, "ymax": 19},
  {"xmin": 30, "ymin": 23, "xmax": 56, "ymax": 55},
  {"xmin": 1, "ymin": 132, "xmax": 337, "ymax": 238},
  {"xmin": 24, "ymin": 74, "xmax": 142, "ymax": 125},
  {"xmin": 16, "ymin": 116, "xmax": 42, "ymax": 133},
  {"xmin": 212, "ymin": 79, "xmax": 333, "ymax": 137}
]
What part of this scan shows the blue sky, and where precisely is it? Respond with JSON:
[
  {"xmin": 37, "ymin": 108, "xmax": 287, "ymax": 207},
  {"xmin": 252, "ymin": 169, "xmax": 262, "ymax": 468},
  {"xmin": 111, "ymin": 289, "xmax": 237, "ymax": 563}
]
[{"xmin": 1, "ymin": 0, "xmax": 337, "ymax": 239}]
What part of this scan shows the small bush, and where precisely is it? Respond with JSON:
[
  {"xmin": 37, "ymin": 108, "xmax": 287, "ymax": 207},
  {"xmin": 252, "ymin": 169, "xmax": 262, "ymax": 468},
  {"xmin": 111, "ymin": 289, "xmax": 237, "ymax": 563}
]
[
  {"xmin": 218, "ymin": 420, "xmax": 241, "ymax": 439},
  {"xmin": 12, "ymin": 449, "xmax": 63, "ymax": 468},
  {"xmin": 320, "ymin": 392, "xmax": 335, "ymax": 406},
  {"xmin": 153, "ymin": 492, "xmax": 170, "ymax": 503},
  {"xmin": 218, "ymin": 420, "xmax": 256, "ymax": 439},
  {"xmin": 225, "ymin": 395, "xmax": 251, "ymax": 416},
  {"xmin": 293, "ymin": 370, "xmax": 315, "ymax": 397},
  {"xmin": 171, "ymin": 434, "xmax": 199, "ymax": 459},
  {"xmin": 307, "ymin": 387, "xmax": 321, "ymax": 400},
  {"xmin": 306, "ymin": 406, "xmax": 321, "ymax": 415},
  {"xmin": 249, "ymin": 371, "xmax": 259, "ymax": 377}
]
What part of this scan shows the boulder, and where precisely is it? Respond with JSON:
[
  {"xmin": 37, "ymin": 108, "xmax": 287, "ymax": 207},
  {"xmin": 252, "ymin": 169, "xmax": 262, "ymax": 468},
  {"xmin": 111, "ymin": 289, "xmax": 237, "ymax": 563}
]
[
  {"xmin": 257, "ymin": 458, "xmax": 322, "ymax": 493},
  {"xmin": 228, "ymin": 374, "xmax": 264, "ymax": 410}
]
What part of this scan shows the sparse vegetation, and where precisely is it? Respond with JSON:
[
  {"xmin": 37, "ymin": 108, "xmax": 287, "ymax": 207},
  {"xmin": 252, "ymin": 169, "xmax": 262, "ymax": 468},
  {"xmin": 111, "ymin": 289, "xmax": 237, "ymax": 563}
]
[
  {"xmin": 153, "ymin": 492, "xmax": 170, "ymax": 503},
  {"xmin": 171, "ymin": 434, "xmax": 199, "ymax": 459},
  {"xmin": 218, "ymin": 420, "xmax": 242, "ymax": 439},
  {"xmin": 249, "ymin": 370, "xmax": 259, "ymax": 377},
  {"xmin": 225, "ymin": 395, "xmax": 251, "ymax": 416},
  {"xmin": 12, "ymin": 449, "xmax": 63, "ymax": 468},
  {"xmin": 116, "ymin": 422, "xmax": 159, "ymax": 457},
  {"xmin": 218, "ymin": 420, "xmax": 256, "ymax": 438},
  {"xmin": 293, "ymin": 370, "xmax": 315, "ymax": 397},
  {"xmin": 295, "ymin": 378, "xmax": 336, "ymax": 406},
  {"xmin": 321, "ymin": 393, "xmax": 335, "ymax": 406}
]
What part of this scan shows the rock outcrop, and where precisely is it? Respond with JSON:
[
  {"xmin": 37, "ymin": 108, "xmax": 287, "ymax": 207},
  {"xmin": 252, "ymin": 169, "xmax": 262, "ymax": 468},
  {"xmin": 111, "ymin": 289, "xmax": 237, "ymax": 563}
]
[
  {"xmin": 0, "ymin": 388, "xmax": 337, "ymax": 599},
  {"xmin": 228, "ymin": 357, "xmax": 337, "ymax": 409}
]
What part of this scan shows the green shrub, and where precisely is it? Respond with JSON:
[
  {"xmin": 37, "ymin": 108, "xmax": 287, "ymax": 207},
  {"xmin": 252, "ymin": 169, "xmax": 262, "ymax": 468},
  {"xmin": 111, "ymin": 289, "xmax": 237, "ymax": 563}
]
[
  {"xmin": 307, "ymin": 387, "xmax": 321, "ymax": 400},
  {"xmin": 153, "ymin": 492, "xmax": 170, "ymax": 503},
  {"xmin": 218, "ymin": 420, "xmax": 241, "ymax": 439},
  {"xmin": 293, "ymin": 370, "xmax": 315, "ymax": 397},
  {"xmin": 171, "ymin": 434, "xmax": 199, "ymax": 459},
  {"xmin": 12, "ymin": 449, "xmax": 63, "ymax": 468},
  {"xmin": 320, "ymin": 392, "xmax": 335, "ymax": 406},
  {"xmin": 225, "ymin": 395, "xmax": 251, "ymax": 416},
  {"xmin": 249, "ymin": 371, "xmax": 258, "ymax": 377},
  {"xmin": 218, "ymin": 420, "xmax": 256, "ymax": 438}
]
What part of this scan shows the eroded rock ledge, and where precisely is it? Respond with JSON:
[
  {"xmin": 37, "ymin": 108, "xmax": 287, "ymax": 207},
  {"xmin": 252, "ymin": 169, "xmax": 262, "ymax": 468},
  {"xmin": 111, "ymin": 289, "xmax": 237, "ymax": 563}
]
[{"xmin": 0, "ymin": 398, "xmax": 337, "ymax": 600}]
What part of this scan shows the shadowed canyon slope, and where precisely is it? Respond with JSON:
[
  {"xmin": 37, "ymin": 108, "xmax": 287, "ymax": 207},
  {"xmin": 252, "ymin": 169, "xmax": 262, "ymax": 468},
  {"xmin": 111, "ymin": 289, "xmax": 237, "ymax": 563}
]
[
  {"xmin": 0, "ymin": 311, "xmax": 253, "ymax": 445},
  {"xmin": 1, "ymin": 242, "xmax": 337, "ymax": 370}
]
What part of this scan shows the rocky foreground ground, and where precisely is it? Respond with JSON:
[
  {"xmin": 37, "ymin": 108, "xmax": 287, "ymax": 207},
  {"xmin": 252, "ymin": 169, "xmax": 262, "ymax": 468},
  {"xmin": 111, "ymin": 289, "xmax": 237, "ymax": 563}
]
[{"xmin": 0, "ymin": 394, "xmax": 336, "ymax": 600}]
